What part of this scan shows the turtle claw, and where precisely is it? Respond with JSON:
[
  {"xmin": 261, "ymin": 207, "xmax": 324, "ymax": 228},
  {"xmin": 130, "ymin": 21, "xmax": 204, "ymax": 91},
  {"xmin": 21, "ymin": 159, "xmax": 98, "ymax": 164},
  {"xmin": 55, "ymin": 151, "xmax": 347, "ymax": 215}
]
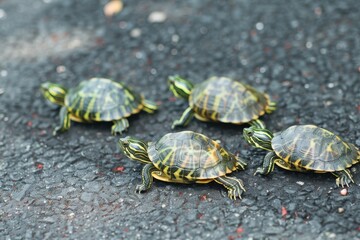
[
  {"xmin": 334, "ymin": 170, "xmax": 354, "ymax": 188},
  {"xmin": 227, "ymin": 188, "xmax": 243, "ymax": 200},
  {"xmin": 53, "ymin": 126, "xmax": 64, "ymax": 136},
  {"xmin": 111, "ymin": 127, "xmax": 127, "ymax": 136},
  {"xmin": 336, "ymin": 177, "xmax": 352, "ymax": 188},
  {"xmin": 135, "ymin": 184, "xmax": 146, "ymax": 194},
  {"xmin": 52, "ymin": 129, "xmax": 59, "ymax": 136},
  {"xmin": 227, "ymin": 180, "xmax": 245, "ymax": 200},
  {"xmin": 171, "ymin": 120, "xmax": 181, "ymax": 129},
  {"xmin": 112, "ymin": 119, "xmax": 129, "ymax": 135},
  {"xmin": 254, "ymin": 167, "xmax": 265, "ymax": 176},
  {"xmin": 111, "ymin": 128, "xmax": 125, "ymax": 136}
]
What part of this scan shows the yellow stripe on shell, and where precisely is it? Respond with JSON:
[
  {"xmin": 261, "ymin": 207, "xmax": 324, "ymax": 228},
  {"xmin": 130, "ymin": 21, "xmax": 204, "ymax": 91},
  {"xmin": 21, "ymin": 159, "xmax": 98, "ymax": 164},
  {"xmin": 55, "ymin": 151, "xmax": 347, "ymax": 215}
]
[
  {"xmin": 83, "ymin": 97, "xmax": 96, "ymax": 121},
  {"xmin": 303, "ymin": 160, "xmax": 315, "ymax": 170},
  {"xmin": 293, "ymin": 159, "xmax": 302, "ymax": 168},
  {"xmin": 173, "ymin": 168, "xmax": 183, "ymax": 180}
]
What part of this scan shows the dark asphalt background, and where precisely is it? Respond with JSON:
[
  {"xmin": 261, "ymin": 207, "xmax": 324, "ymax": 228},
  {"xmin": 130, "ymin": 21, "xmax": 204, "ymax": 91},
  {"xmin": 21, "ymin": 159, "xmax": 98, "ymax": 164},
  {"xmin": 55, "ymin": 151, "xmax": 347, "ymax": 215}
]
[{"xmin": 1, "ymin": 0, "xmax": 360, "ymax": 239}]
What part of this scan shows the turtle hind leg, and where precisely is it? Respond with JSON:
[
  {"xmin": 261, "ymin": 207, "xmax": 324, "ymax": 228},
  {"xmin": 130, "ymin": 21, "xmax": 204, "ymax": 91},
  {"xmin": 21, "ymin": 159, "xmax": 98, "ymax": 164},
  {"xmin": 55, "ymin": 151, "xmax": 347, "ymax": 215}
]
[
  {"xmin": 214, "ymin": 176, "xmax": 246, "ymax": 200},
  {"xmin": 142, "ymin": 99, "xmax": 158, "ymax": 113},
  {"xmin": 171, "ymin": 107, "xmax": 194, "ymax": 129},
  {"xmin": 265, "ymin": 100, "xmax": 277, "ymax": 114},
  {"xmin": 332, "ymin": 169, "xmax": 354, "ymax": 187},
  {"xmin": 111, "ymin": 118, "xmax": 129, "ymax": 135},
  {"xmin": 136, "ymin": 163, "xmax": 158, "ymax": 193},
  {"xmin": 53, "ymin": 106, "xmax": 71, "ymax": 136},
  {"xmin": 235, "ymin": 155, "xmax": 247, "ymax": 170},
  {"xmin": 249, "ymin": 119, "xmax": 266, "ymax": 129}
]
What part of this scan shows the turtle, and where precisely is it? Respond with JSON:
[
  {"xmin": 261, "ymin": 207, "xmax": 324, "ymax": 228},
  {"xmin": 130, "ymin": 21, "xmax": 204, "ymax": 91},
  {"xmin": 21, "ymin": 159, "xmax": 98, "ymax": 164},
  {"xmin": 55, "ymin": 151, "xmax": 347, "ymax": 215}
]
[
  {"xmin": 168, "ymin": 75, "xmax": 276, "ymax": 129},
  {"xmin": 41, "ymin": 77, "xmax": 157, "ymax": 136},
  {"xmin": 243, "ymin": 124, "xmax": 360, "ymax": 187},
  {"xmin": 119, "ymin": 131, "xmax": 247, "ymax": 200}
]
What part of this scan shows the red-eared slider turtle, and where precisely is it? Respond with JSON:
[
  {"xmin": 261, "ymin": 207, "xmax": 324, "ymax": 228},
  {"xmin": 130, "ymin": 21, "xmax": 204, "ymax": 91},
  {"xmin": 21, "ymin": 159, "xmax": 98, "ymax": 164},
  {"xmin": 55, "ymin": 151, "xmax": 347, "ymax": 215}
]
[
  {"xmin": 119, "ymin": 131, "xmax": 247, "ymax": 199},
  {"xmin": 41, "ymin": 78, "xmax": 157, "ymax": 135},
  {"xmin": 168, "ymin": 75, "xmax": 276, "ymax": 129},
  {"xmin": 243, "ymin": 125, "xmax": 360, "ymax": 187}
]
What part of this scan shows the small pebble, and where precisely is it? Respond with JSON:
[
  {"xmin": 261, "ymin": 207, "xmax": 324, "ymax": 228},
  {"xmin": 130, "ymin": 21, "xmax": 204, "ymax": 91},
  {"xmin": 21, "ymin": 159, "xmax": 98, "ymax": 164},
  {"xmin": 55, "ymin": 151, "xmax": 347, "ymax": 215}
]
[
  {"xmin": 103, "ymin": 0, "xmax": 123, "ymax": 17},
  {"xmin": 255, "ymin": 22, "xmax": 264, "ymax": 31},
  {"xmin": 56, "ymin": 65, "xmax": 66, "ymax": 73},
  {"xmin": 338, "ymin": 207, "xmax": 345, "ymax": 213},
  {"xmin": 0, "ymin": 9, "xmax": 6, "ymax": 19},
  {"xmin": 171, "ymin": 49, "xmax": 178, "ymax": 55},
  {"xmin": 327, "ymin": 83, "xmax": 335, "ymax": 88},
  {"xmin": 119, "ymin": 21, "xmax": 127, "ymax": 29},
  {"xmin": 130, "ymin": 28, "xmax": 142, "ymax": 38},
  {"xmin": 296, "ymin": 181, "xmax": 305, "ymax": 186},
  {"xmin": 172, "ymin": 34, "xmax": 180, "ymax": 43},
  {"xmin": 148, "ymin": 11, "xmax": 167, "ymax": 23},
  {"xmin": 314, "ymin": 7, "xmax": 322, "ymax": 16},
  {"xmin": 340, "ymin": 188, "xmax": 347, "ymax": 196},
  {"xmin": 0, "ymin": 70, "xmax": 7, "ymax": 77}
]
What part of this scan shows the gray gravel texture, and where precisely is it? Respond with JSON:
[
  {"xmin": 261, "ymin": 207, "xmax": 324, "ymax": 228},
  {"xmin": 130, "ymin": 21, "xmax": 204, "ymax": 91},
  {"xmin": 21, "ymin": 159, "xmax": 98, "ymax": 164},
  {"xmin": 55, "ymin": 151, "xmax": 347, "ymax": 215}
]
[{"xmin": 1, "ymin": 0, "xmax": 360, "ymax": 239}]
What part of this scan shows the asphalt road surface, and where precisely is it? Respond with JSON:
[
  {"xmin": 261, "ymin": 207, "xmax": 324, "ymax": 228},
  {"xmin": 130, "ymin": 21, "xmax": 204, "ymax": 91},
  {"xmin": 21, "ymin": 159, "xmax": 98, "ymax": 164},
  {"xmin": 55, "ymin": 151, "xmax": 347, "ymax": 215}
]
[{"xmin": 1, "ymin": 0, "xmax": 360, "ymax": 239}]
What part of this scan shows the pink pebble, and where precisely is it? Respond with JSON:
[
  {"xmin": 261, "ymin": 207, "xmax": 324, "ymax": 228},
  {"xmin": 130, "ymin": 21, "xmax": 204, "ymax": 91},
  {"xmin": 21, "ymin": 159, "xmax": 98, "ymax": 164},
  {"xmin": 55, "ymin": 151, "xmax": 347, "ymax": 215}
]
[{"xmin": 340, "ymin": 188, "xmax": 348, "ymax": 196}]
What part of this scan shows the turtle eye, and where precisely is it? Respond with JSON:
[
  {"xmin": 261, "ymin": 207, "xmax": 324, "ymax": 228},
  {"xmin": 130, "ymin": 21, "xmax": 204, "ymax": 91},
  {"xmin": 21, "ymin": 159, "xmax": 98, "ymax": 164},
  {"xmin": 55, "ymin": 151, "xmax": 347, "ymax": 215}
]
[
  {"xmin": 120, "ymin": 138, "xmax": 129, "ymax": 147},
  {"xmin": 244, "ymin": 129, "xmax": 254, "ymax": 137}
]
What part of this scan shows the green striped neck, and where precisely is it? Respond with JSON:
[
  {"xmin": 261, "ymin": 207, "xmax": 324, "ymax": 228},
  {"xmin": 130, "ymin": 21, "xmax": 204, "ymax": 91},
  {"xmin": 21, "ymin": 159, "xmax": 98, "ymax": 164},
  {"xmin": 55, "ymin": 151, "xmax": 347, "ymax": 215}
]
[
  {"xmin": 119, "ymin": 137, "xmax": 151, "ymax": 164},
  {"xmin": 41, "ymin": 82, "xmax": 67, "ymax": 106},
  {"xmin": 243, "ymin": 127, "xmax": 273, "ymax": 151},
  {"xmin": 168, "ymin": 75, "xmax": 194, "ymax": 99}
]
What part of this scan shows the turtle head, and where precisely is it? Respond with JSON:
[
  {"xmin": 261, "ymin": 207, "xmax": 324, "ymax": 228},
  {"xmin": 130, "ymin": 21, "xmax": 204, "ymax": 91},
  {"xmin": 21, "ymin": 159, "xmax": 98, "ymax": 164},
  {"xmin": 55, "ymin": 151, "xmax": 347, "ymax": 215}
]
[
  {"xmin": 41, "ymin": 82, "xmax": 67, "ymax": 106},
  {"xmin": 243, "ymin": 127, "xmax": 274, "ymax": 151},
  {"xmin": 168, "ymin": 75, "xmax": 194, "ymax": 100},
  {"xmin": 119, "ymin": 136, "xmax": 151, "ymax": 164}
]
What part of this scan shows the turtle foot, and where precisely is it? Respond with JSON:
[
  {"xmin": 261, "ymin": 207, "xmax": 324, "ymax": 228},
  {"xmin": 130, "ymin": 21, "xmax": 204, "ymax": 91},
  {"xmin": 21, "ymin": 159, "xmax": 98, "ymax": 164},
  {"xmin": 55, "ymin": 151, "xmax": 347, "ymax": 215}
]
[
  {"xmin": 135, "ymin": 184, "xmax": 146, "ymax": 194},
  {"xmin": 254, "ymin": 167, "xmax": 266, "ymax": 176}
]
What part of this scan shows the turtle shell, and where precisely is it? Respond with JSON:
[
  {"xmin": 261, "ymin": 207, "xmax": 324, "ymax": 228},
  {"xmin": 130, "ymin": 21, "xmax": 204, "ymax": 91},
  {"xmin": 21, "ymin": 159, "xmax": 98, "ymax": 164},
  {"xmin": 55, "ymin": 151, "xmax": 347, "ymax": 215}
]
[
  {"xmin": 271, "ymin": 125, "xmax": 359, "ymax": 172},
  {"xmin": 65, "ymin": 78, "xmax": 143, "ymax": 122},
  {"xmin": 147, "ymin": 131, "xmax": 238, "ymax": 181},
  {"xmin": 189, "ymin": 77, "xmax": 270, "ymax": 123}
]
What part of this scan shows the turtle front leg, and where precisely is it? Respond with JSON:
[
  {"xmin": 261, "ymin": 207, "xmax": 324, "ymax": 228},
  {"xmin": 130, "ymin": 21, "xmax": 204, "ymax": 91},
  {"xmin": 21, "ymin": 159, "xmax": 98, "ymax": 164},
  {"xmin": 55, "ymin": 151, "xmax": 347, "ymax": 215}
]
[
  {"xmin": 249, "ymin": 119, "xmax": 266, "ymax": 129},
  {"xmin": 136, "ymin": 163, "xmax": 158, "ymax": 193},
  {"xmin": 332, "ymin": 169, "xmax": 354, "ymax": 187},
  {"xmin": 172, "ymin": 107, "xmax": 194, "ymax": 129},
  {"xmin": 53, "ymin": 106, "xmax": 71, "ymax": 136},
  {"xmin": 254, "ymin": 151, "xmax": 278, "ymax": 175},
  {"xmin": 112, "ymin": 118, "xmax": 129, "ymax": 135},
  {"xmin": 214, "ymin": 176, "xmax": 246, "ymax": 200}
]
